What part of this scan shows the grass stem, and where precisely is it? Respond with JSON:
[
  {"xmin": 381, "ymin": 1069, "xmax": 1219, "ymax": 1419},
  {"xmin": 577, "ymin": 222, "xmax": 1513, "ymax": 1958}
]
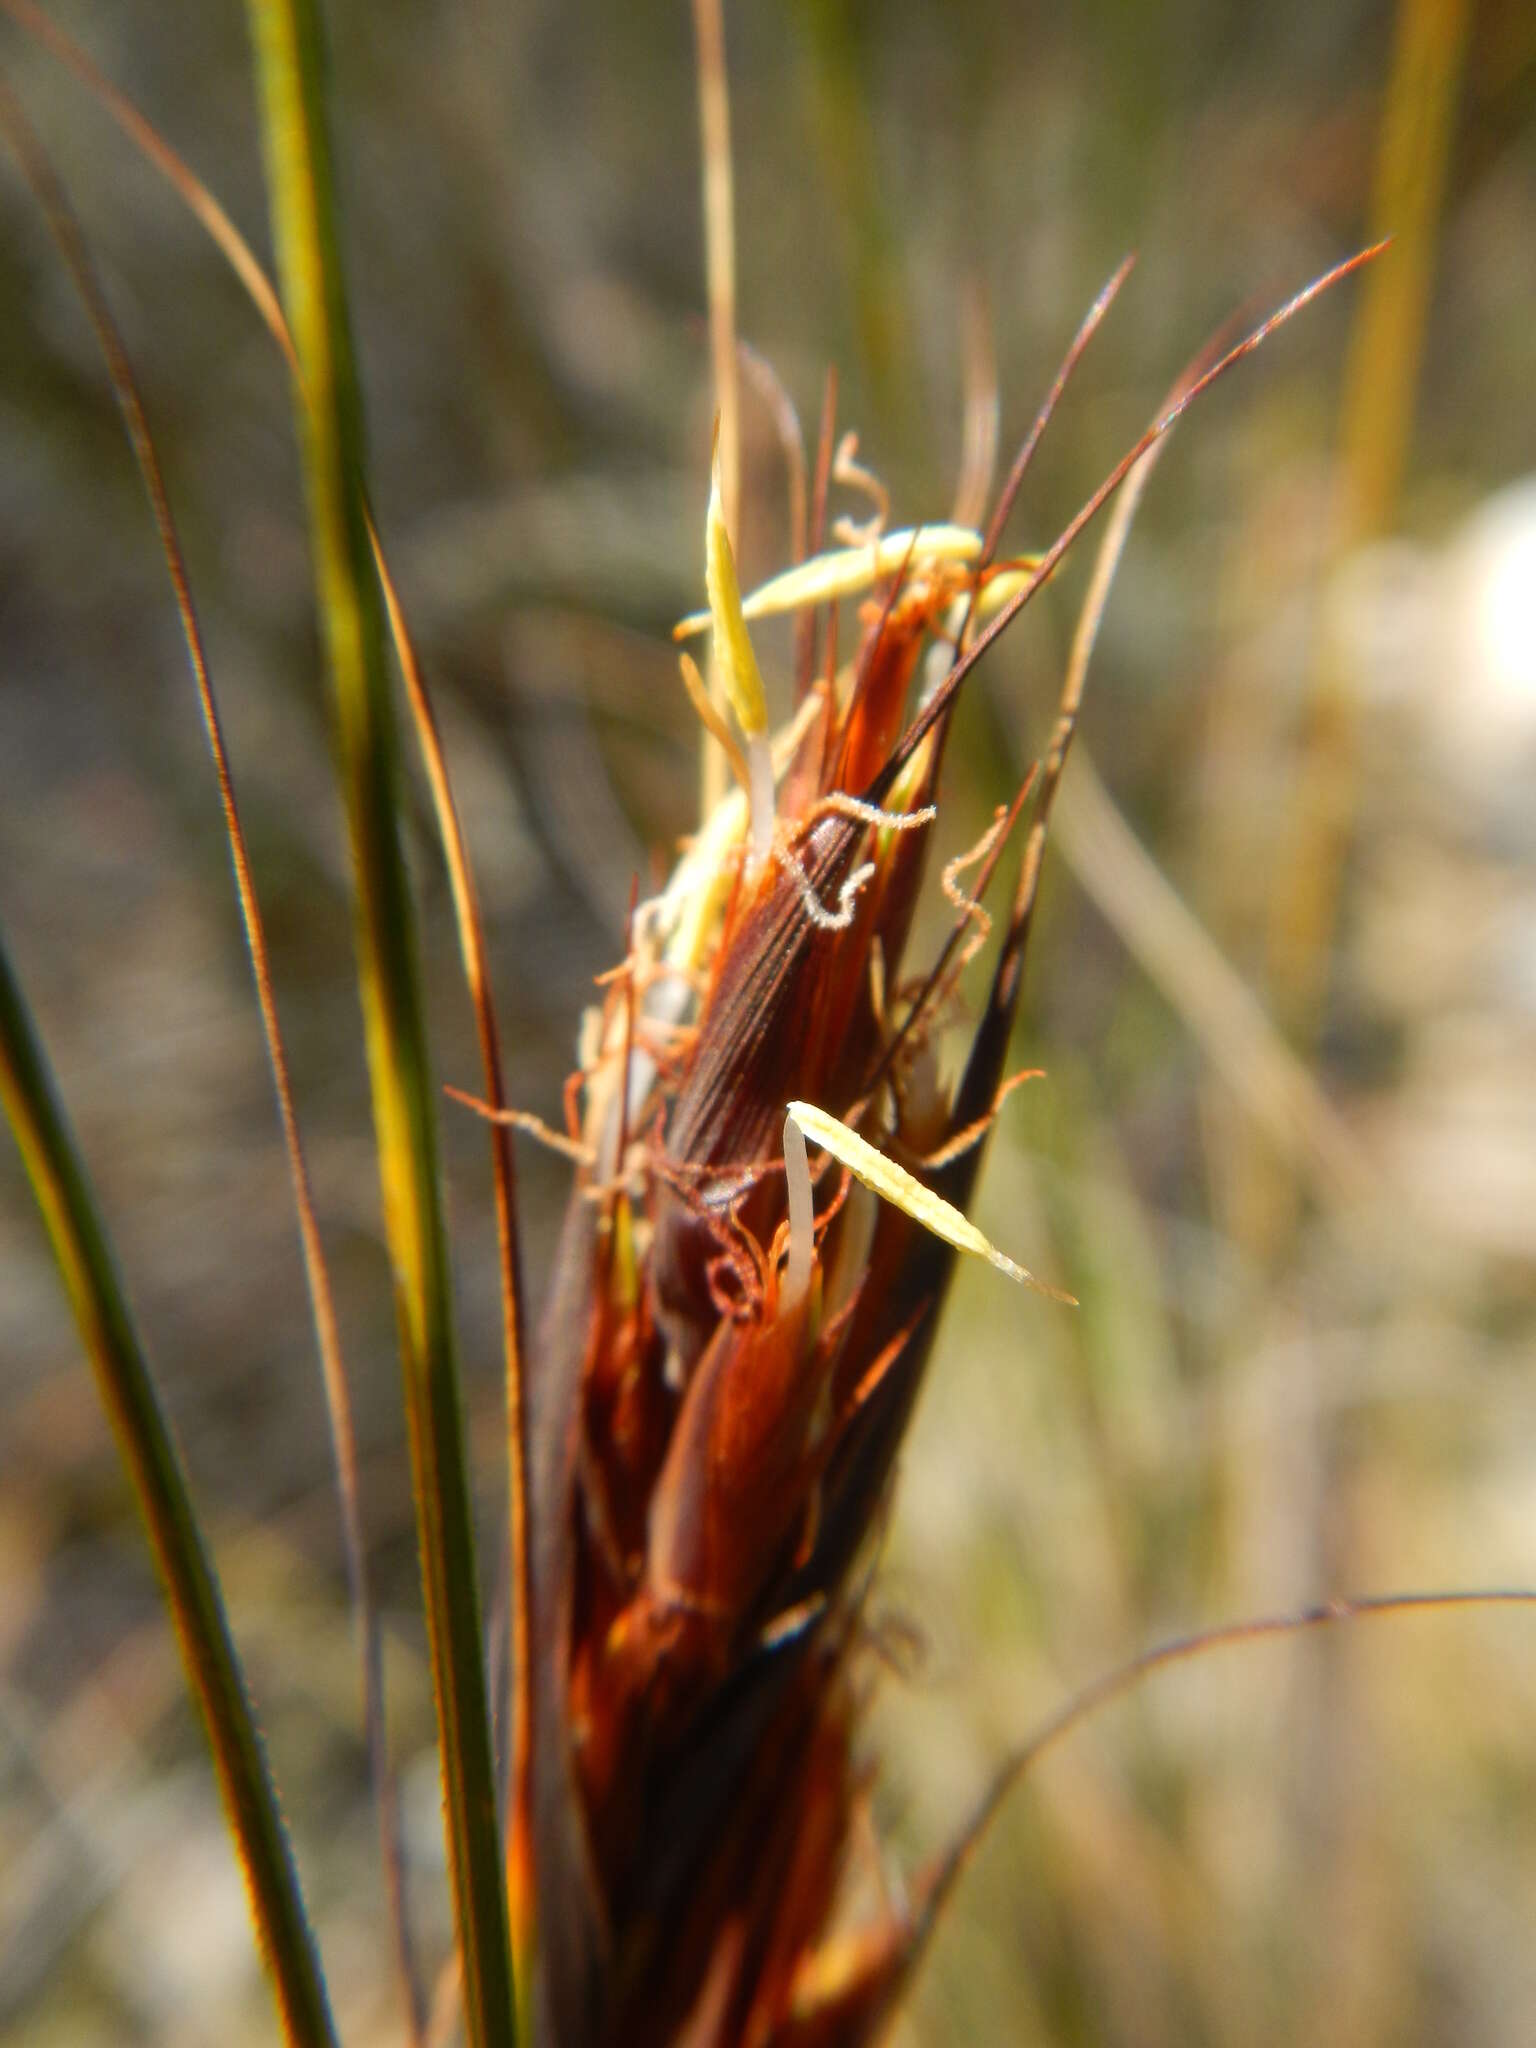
[{"xmin": 243, "ymin": 4, "xmax": 515, "ymax": 2041}]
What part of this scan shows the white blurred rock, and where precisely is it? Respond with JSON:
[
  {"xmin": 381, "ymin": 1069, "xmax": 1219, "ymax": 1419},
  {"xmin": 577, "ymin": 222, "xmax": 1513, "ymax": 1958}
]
[
  {"xmin": 1338, "ymin": 477, "xmax": 1536, "ymax": 842},
  {"xmin": 1338, "ymin": 479, "xmax": 1536, "ymax": 1258}
]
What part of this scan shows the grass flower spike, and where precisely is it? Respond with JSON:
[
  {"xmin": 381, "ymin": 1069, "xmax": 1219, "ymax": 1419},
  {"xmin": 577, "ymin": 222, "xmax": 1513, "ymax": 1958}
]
[
  {"xmin": 514, "ymin": 251, "xmax": 1386, "ymax": 2043},
  {"xmin": 523, "ymin": 364, "xmax": 1102, "ymax": 2046}
]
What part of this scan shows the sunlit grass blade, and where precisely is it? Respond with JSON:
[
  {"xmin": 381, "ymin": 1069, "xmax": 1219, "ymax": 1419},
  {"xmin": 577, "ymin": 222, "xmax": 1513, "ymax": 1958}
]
[
  {"xmin": 374, "ymin": 540, "xmax": 536, "ymax": 2041},
  {"xmin": 243, "ymin": 4, "xmax": 515, "ymax": 2044},
  {"xmin": 0, "ymin": 70, "xmax": 425, "ymax": 2039},
  {"xmin": 0, "ymin": 921, "xmax": 337, "ymax": 2048},
  {"xmin": 690, "ymin": 0, "xmax": 740, "ymax": 816}
]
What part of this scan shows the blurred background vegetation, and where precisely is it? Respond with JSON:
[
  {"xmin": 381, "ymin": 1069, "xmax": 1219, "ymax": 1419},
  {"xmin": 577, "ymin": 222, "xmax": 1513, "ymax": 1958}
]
[{"xmin": 2, "ymin": 1, "xmax": 1535, "ymax": 2042}]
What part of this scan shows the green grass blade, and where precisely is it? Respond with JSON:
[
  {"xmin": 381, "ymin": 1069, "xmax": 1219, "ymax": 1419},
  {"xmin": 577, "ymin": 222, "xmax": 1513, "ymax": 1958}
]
[
  {"xmin": 0, "ymin": 924, "xmax": 337, "ymax": 2048},
  {"xmin": 241, "ymin": 5, "xmax": 515, "ymax": 2044}
]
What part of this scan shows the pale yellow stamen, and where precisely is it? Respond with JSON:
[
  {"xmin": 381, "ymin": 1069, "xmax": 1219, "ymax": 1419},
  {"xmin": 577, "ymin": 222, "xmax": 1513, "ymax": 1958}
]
[
  {"xmin": 676, "ymin": 524, "xmax": 989, "ymax": 640},
  {"xmin": 973, "ymin": 562, "xmax": 1042, "ymax": 620},
  {"xmin": 785, "ymin": 1100, "xmax": 1074, "ymax": 1302},
  {"xmin": 678, "ymin": 650, "xmax": 749, "ymax": 793}
]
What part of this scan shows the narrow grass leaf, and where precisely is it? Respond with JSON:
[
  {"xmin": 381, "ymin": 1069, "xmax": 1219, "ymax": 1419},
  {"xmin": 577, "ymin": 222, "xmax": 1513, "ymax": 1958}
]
[
  {"xmin": 0, "ymin": 924, "xmax": 337, "ymax": 2048},
  {"xmin": 243, "ymin": 5, "xmax": 515, "ymax": 2042}
]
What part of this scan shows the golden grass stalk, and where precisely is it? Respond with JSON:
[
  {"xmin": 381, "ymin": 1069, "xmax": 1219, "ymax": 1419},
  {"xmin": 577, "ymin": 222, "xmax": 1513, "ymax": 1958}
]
[{"xmin": 242, "ymin": 4, "xmax": 515, "ymax": 2043}]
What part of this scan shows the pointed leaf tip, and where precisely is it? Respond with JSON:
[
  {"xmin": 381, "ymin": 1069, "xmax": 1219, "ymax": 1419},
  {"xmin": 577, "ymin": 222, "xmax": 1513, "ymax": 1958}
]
[{"xmin": 705, "ymin": 437, "xmax": 768, "ymax": 739}]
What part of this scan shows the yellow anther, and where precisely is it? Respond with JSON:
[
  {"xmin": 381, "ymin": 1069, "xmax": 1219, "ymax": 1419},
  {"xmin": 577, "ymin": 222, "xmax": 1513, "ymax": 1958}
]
[
  {"xmin": 785, "ymin": 1100, "xmax": 1074, "ymax": 1302},
  {"xmin": 973, "ymin": 561, "xmax": 1045, "ymax": 620},
  {"xmin": 678, "ymin": 524, "xmax": 988, "ymax": 641}
]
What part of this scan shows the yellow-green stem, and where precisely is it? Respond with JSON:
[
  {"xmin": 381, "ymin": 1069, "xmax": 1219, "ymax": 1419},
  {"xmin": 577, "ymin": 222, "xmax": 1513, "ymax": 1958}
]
[{"xmin": 242, "ymin": 5, "xmax": 515, "ymax": 2044}]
